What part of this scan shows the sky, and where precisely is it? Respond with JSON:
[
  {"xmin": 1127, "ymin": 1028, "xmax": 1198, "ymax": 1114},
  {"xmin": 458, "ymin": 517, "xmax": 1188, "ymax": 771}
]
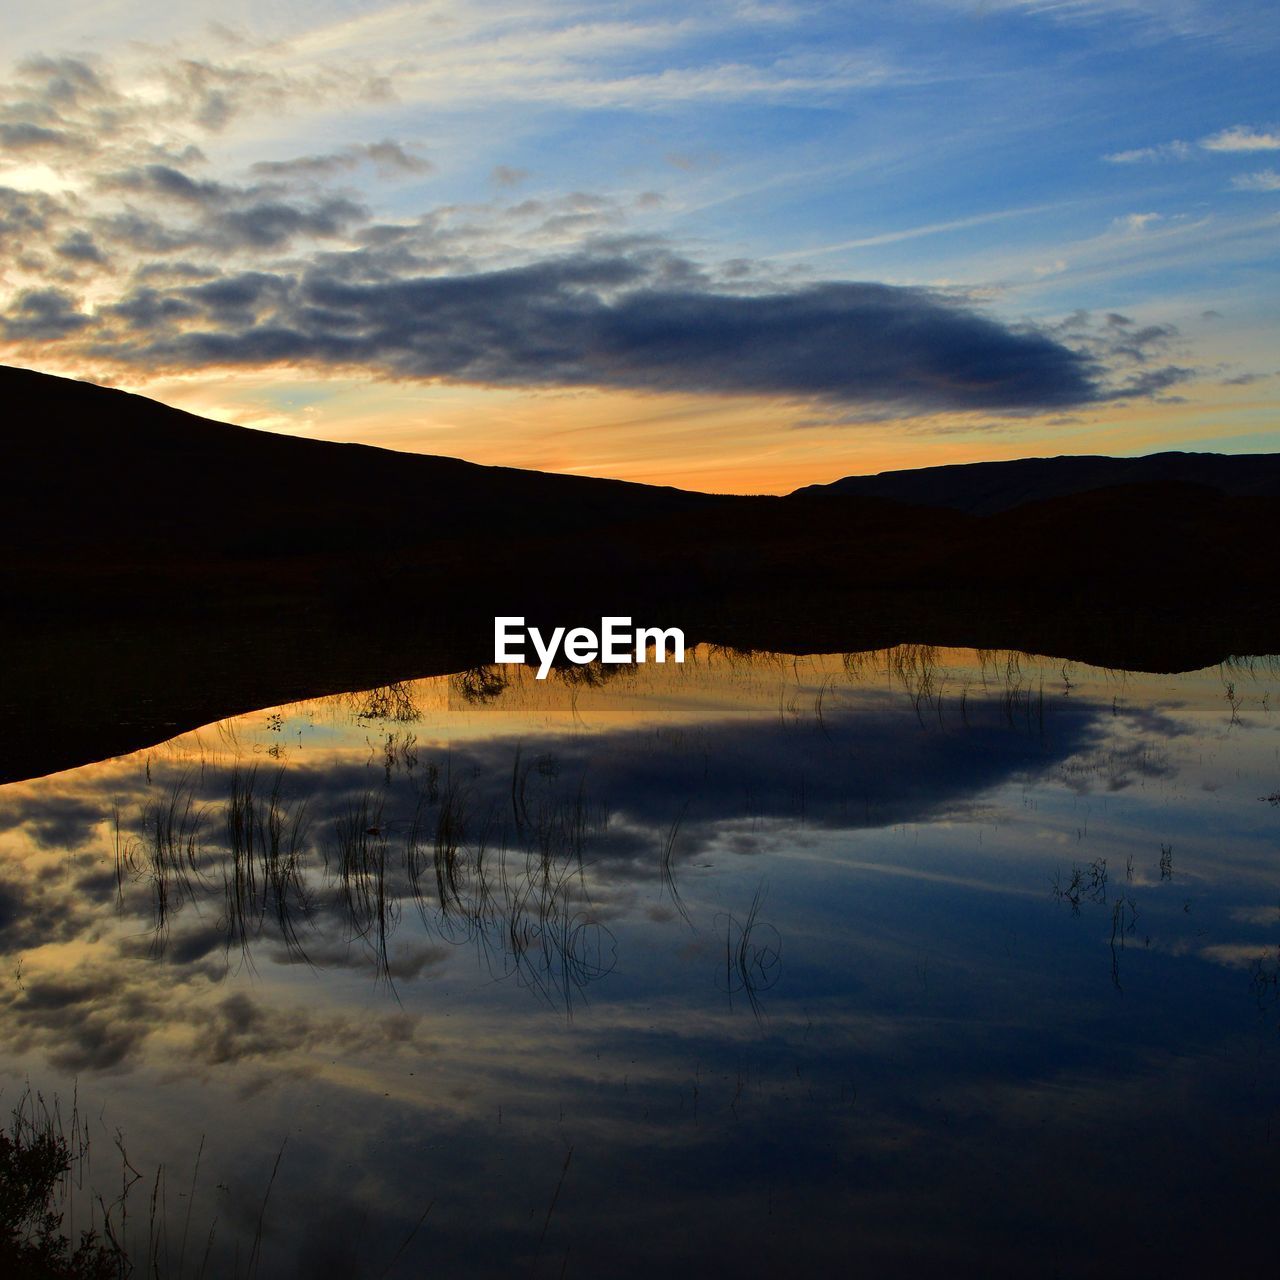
[{"xmin": 1, "ymin": 0, "xmax": 1277, "ymax": 492}]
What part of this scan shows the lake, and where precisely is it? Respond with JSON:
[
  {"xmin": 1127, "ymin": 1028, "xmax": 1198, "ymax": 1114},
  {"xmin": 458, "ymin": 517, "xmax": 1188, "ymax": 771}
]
[{"xmin": 2, "ymin": 645, "xmax": 1278, "ymax": 1276}]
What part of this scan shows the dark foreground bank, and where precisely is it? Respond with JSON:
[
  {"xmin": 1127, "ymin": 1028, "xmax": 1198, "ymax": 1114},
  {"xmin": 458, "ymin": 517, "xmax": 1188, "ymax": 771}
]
[{"xmin": 3, "ymin": 364, "xmax": 1278, "ymax": 780}]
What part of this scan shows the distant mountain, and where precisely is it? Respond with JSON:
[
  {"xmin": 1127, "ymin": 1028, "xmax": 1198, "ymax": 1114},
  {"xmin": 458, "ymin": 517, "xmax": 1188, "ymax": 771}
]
[{"xmin": 791, "ymin": 451, "xmax": 1280, "ymax": 515}]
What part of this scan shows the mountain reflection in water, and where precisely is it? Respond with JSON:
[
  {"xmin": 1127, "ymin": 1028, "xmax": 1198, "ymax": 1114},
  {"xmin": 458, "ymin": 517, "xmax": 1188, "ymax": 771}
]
[{"xmin": 1, "ymin": 646, "xmax": 1278, "ymax": 1277}]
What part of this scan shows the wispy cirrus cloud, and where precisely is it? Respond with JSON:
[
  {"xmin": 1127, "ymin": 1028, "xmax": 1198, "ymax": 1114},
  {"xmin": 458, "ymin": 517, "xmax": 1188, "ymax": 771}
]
[
  {"xmin": 1103, "ymin": 125, "xmax": 1280, "ymax": 164},
  {"xmin": 1231, "ymin": 168, "xmax": 1280, "ymax": 191},
  {"xmin": 1104, "ymin": 141, "xmax": 1192, "ymax": 164},
  {"xmin": 1200, "ymin": 124, "xmax": 1280, "ymax": 151},
  {"xmin": 927, "ymin": 0, "xmax": 1268, "ymax": 44},
  {"xmin": 263, "ymin": 3, "xmax": 904, "ymax": 110}
]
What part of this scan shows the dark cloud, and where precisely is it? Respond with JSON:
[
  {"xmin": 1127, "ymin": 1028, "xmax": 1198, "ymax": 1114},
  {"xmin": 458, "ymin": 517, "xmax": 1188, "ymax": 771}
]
[
  {"xmin": 55, "ymin": 230, "xmax": 106, "ymax": 263},
  {"xmin": 0, "ymin": 874, "xmax": 94, "ymax": 950},
  {"xmin": 92, "ymin": 191, "xmax": 367, "ymax": 256},
  {"xmin": 437, "ymin": 690, "xmax": 1105, "ymax": 857},
  {"xmin": 135, "ymin": 259, "xmax": 219, "ymax": 281},
  {"xmin": 1045, "ymin": 309, "xmax": 1196, "ymax": 398},
  {"xmin": 1112, "ymin": 365, "xmax": 1196, "ymax": 397},
  {"xmin": 251, "ymin": 152, "xmax": 358, "ymax": 179},
  {"xmin": 96, "ymin": 209, "xmax": 196, "ymax": 254},
  {"xmin": 0, "ymin": 121, "xmax": 74, "ymax": 149},
  {"xmin": 106, "ymin": 285, "xmax": 199, "ymax": 328},
  {"xmin": 1110, "ymin": 323, "xmax": 1178, "ymax": 363},
  {"xmin": 15, "ymin": 55, "xmax": 107, "ymax": 107},
  {"xmin": 117, "ymin": 919, "xmax": 229, "ymax": 967},
  {"xmin": 218, "ymin": 197, "xmax": 366, "ymax": 248},
  {"xmin": 250, "ymin": 140, "xmax": 430, "ymax": 182},
  {"xmin": 1052, "ymin": 310, "xmax": 1179, "ymax": 361},
  {"xmin": 89, "ymin": 257, "xmax": 1102, "ymax": 411},
  {"xmin": 18, "ymin": 971, "xmax": 120, "ymax": 1011},
  {"xmin": 1, "ymin": 969, "xmax": 161, "ymax": 1071},
  {"xmin": 107, "ymin": 162, "xmax": 233, "ymax": 205},
  {"xmin": 3, "ymin": 287, "xmax": 89, "ymax": 340},
  {"xmin": 182, "ymin": 270, "xmax": 289, "ymax": 316},
  {"xmin": 134, "ymin": 685, "xmax": 1102, "ymax": 881},
  {"xmin": 266, "ymin": 934, "xmax": 449, "ymax": 980},
  {"xmin": 0, "ymin": 788, "xmax": 102, "ymax": 849},
  {"xmin": 0, "ymin": 185, "xmax": 64, "ymax": 242}
]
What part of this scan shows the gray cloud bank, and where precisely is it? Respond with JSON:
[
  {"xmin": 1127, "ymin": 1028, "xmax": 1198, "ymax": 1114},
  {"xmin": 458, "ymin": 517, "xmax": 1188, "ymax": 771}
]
[
  {"xmin": 79, "ymin": 261, "xmax": 1100, "ymax": 411},
  {"xmin": 0, "ymin": 49, "xmax": 1172, "ymax": 414}
]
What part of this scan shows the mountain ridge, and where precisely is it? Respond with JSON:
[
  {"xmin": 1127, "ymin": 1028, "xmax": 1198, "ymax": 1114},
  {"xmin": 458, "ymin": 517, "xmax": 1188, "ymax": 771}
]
[{"xmin": 790, "ymin": 449, "xmax": 1280, "ymax": 514}]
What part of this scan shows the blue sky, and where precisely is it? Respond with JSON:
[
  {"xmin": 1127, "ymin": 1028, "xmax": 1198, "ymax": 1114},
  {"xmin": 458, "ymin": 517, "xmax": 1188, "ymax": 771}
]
[{"xmin": 2, "ymin": 1, "xmax": 1277, "ymax": 490}]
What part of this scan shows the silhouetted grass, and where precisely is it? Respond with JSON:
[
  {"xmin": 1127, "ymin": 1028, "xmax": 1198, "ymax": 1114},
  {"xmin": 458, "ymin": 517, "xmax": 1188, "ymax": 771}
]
[
  {"xmin": 140, "ymin": 772, "xmax": 205, "ymax": 945},
  {"xmin": 717, "ymin": 883, "xmax": 782, "ymax": 1020},
  {"xmin": 659, "ymin": 803, "xmax": 691, "ymax": 927},
  {"xmin": 224, "ymin": 767, "xmax": 313, "ymax": 963}
]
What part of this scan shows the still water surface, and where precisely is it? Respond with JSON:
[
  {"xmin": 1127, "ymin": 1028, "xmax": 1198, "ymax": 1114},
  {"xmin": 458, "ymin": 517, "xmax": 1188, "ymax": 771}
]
[{"xmin": 2, "ymin": 646, "xmax": 1279, "ymax": 1276}]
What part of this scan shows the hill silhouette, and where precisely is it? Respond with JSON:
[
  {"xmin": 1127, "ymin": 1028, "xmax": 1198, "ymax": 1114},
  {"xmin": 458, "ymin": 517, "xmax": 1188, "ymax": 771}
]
[
  {"xmin": 0, "ymin": 364, "xmax": 717, "ymax": 558},
  {"xmin": 2, "ymin": 364, "xmax": 1279, "ymax": 781},
  {"xmin": 792, "ymin": 450, "xmax": 1280, "ymax": 514}
]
